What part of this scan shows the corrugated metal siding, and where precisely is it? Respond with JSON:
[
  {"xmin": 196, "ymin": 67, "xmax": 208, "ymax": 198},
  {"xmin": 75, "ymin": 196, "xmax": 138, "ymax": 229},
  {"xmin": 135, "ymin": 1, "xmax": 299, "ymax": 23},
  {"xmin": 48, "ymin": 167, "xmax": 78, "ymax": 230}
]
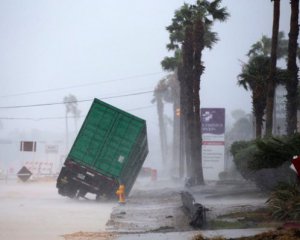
[{"xmin": 68, "ymin": 98, "xmax": 148, "ymax": 181}]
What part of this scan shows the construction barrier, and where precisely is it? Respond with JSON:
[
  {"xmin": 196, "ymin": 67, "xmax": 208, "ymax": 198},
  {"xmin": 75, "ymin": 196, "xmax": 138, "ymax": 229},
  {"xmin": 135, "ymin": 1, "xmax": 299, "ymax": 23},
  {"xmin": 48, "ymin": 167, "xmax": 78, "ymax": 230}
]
[
  {"xmin": 140, "ymin": 167, "xmax": 157, "ymax": 181},
  {"xmin": 25, "ymin": 161, "xmax": 54, "ymax": 175}
]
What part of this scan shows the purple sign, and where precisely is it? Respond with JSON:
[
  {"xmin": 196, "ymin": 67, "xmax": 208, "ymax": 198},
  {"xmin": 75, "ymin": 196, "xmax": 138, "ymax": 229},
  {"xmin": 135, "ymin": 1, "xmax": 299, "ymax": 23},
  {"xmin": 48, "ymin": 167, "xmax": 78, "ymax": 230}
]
[{"xmin": 201, "ymin": 108, "xmax": 225, "ymax": 134}]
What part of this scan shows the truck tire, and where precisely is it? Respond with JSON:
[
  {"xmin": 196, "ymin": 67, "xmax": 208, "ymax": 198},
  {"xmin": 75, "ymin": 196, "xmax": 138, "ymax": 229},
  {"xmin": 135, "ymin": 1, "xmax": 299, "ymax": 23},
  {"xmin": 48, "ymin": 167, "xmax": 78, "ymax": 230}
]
[{"xmin": 58, "ymin": 187, "xmax": 66, "ymax": 196}]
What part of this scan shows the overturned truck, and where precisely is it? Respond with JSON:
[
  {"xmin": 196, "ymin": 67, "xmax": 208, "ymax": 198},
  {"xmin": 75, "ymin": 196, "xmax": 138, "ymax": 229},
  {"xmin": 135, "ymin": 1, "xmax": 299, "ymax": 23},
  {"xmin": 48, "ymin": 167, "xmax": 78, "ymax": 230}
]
[{"xmin": 57, "ymin": 98, "xmax": 148, "ymax": 200}]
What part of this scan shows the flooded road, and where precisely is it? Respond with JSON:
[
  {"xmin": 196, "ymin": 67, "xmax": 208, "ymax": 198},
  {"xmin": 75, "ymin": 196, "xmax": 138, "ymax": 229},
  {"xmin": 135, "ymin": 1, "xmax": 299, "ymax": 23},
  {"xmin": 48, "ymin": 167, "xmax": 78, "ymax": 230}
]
[{"xmin": 0, "ymin": 179, "xmax": 115, "ymax": 240}]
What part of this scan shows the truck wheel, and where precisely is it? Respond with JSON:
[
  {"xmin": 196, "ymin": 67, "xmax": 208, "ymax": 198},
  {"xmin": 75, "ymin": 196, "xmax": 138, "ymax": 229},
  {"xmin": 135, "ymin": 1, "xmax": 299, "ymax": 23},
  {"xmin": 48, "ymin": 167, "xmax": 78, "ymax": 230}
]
[
  {"xmin": 59, "ymin": 184, "xmax": 77, "ymax": 198},
  {"xmin": 58, "ymin": 187, "xmax": 66, "ymax": 196},
  {"xmin": 67, "ymin": 188, "xmax": 77, "ymax": 198},
  {"xmin": 77, "ymin": 189, "xmax": 87, "ymax": 198},
  {"xmin": 96, "ymin": 194, "xmax": 104, "ymax": 201}
]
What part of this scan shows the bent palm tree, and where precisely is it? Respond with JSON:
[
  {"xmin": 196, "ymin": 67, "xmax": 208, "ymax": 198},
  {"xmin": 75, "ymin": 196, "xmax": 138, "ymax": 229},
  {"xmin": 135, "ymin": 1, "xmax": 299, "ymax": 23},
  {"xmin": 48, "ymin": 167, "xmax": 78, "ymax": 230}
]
[
  {"xmin": 247, "ymin": 31, "xmax": 288, "ymax": 59},
  {"xmin": 238, "ymin": 56, "xmax": 270, "ymax": 138}
]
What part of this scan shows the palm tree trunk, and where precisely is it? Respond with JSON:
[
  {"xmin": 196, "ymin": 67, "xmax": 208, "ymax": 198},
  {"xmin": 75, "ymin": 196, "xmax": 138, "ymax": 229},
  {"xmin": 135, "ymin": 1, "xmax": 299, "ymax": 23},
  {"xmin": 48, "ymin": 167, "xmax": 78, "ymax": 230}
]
[
  {"xmin": 182, "ymin": 25, "xmax": 194, "ymax": 178},
  {"xmin": 265, "ymin": 0, "xmax": 280, "ymax": 137},
  {"xmin": 156, "ymin": 94, "xmax": 168, "ymax": 163},
  {"xmin": 177, "ymin": 64, "xmax": 186, "ymax": 178},
  {"xmin": 191, "ymin": 17, "xmax": 204, "ymax": 184},
  {"xmin": 253, "ymin": 82, "xmax": 266, "ymax": 138},
  {"xmin": 172, "ymin": 74, "xmax": 181, "ymax": 177},
  {"xmin": 255, "ymin": 113, "xmax": 263, "ymax": 138},
  {"xmin": 179, "ymin": 62, "xmax": 190, "ymax": 178},
  {"xmin": 179, "ymin": 111, "xmax": 185, "ymax": 178},
  {"xmin": 286, "ymin": 0, "xmax": 299, "ymax": 135}
]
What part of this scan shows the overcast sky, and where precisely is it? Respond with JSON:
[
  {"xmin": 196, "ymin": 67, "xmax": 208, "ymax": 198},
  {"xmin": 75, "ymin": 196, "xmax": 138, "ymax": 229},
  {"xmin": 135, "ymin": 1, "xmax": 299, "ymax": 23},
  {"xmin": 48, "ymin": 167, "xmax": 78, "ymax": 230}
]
[{"xmin": 0, "ymin": 0, "xmax": 292, "ymax": 139}]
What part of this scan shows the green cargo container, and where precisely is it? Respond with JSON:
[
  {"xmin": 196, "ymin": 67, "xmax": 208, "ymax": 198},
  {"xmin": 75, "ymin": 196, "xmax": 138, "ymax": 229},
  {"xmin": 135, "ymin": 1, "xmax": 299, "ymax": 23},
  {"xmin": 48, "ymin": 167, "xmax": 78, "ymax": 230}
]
[{"xmin": 56, "ymin": 98, "xmax": 148, "ymax": 199}]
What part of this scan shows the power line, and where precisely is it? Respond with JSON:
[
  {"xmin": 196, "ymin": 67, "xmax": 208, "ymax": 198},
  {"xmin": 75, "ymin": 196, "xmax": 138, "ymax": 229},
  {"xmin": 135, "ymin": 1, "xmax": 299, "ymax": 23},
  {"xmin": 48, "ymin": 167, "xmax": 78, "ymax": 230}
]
[
  {"xmin": 127, "ymin": 105, "xmax": 154, "ymax": 112},
  {"xmin": 0, "ymin": 71, "xmax": 163, "ymax": 98},
  {"xmin": 0, "ymin": 105, "xmax": 155, "ymax": 121},
  {"xmin": 0, "ymin": 90, "xmax": 154, "ymax": 109}
]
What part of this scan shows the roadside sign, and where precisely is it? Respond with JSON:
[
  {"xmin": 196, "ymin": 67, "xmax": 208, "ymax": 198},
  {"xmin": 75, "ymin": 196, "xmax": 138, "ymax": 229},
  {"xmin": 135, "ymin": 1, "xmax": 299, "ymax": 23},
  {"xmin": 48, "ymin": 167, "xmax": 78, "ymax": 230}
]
[
  {"xmin": 45, "ymin": 145, "xmax": 58, "ymax": 153},
  {"xmin": 17, "ymin": 166, "xmax": 32, "ymax": 182},
  {"xmin": 201, "ymin": 108, "xmax": 225, "ymax": 180},
  {"xmin": 20, "ymin": 141, "xmax": 36, "ymax": 152}
]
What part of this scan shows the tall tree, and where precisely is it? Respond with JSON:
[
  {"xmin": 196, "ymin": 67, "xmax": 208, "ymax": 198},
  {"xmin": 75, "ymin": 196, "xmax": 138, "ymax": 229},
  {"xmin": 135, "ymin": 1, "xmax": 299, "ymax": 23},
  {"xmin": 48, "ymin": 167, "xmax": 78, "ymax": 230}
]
[
  {"xmin": 162, "ymin": 50, "xmax": 186, "ymax": 177},
  {"xmin": 182, "ymin": 24, "xmax": 195, "ymax": 178},
  {"xmin": 189, "ymin": 1, "xmax": 228, "ymax": 184},
  {"xmin": 238, "ymin": 32, "xmax": 289, "ymax": 138},
  {"xmin": 163, "ymin": 4, "xmax": 195, "ymax": 179},
  {"xmin": 265, "ymin": 0, "xmax": 280, "ymax": 137},
  {"xmin": 63, "ymin": 94, "xmax": 80, "ymax": 151},
  {"xmin": 286, "ymin": 0, "xmax": 299, "ymax": 135},
  {"xmin": 163, "ymin": 0, "xmax": 229, "ymax": 185},
  {"xmin": 166, "ymin": 73, "xmax": 181, "ymax": 176},
  {"xmin": 247, "ymin": 32, "xmax": 300, "ymax": 135},
  {"xmin": 247, "ymin": 31, "xmax": 288, "ymax": 59},
  {"xmin": 152, "ymin": 79, "xmax": 169, "ymax": 164},
  {"xmin": 238, "ymin": 56, "xmax": 270, "ymax": 138}
]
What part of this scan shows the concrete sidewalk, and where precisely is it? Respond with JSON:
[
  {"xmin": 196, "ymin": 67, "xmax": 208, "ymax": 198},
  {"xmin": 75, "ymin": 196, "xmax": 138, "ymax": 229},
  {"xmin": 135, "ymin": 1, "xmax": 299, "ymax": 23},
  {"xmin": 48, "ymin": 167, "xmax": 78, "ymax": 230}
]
[
  {"xmin": 107, "ymin": 179, "xmax": 272, "ymax": 240},
  {"xmin": 188, "ymin": 181, "xmax": 268, "ymax": 221}
]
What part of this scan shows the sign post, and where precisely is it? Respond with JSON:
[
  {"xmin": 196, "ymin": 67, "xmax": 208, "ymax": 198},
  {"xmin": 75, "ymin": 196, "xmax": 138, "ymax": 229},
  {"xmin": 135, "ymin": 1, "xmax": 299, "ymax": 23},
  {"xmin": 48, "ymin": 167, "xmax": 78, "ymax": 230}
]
[{"xmin": 17, "ymin": 166, "xmax": 32, "ymax": 182}]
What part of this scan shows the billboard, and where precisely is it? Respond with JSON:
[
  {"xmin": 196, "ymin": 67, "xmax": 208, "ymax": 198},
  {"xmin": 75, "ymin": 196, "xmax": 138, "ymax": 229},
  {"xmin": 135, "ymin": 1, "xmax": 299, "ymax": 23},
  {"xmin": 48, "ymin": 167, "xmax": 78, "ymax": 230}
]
[{"xmin": 201, "ymin": 108, "xmax": 225, "ymax": 180}]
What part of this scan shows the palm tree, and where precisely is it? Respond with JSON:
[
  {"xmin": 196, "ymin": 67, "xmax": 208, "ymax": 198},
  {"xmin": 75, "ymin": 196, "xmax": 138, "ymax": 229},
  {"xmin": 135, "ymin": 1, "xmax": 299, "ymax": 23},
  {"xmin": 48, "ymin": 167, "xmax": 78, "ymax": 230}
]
[
  {"xmin": 247, "ymin": 31, "xmax": 300, "ymax": 136},
  {"xmin": 164, "ymin": 4, "xmax": 194, "ymax": 179},
  {"xmin": 63, "ymin": 94, "xmax": 80, "ymax": 151},
  {"xmin": 189, "ymin": 1, "xmax": 228, "ymax": 184},
  {"xmin": 238, "ymin": 50, "xmax": 288, "ymax": 139},
  {"xmin": 247, "ymin": 31, "xmax": 288, "ymax": 59},
  {"xmin": 238, "ymin": 56, "xmax": 270, "ymax": 138},
  {"xmin": 152, "ymin": 79, "xmax": 169, "ymax": 164},
  {"xmin": 286, "ymin": 0, "xmax": 299, "ymax": 135},
  {"xmin": 163, "ymin": 0, "xmax": 229, "ymax": 185},
  {"xmin": 161, "ymin": 51, "xmax": 186, "ymax": 177},
  {"xmin": 265, "ymin": 0, "xmax": 280, "ymax": 137}
]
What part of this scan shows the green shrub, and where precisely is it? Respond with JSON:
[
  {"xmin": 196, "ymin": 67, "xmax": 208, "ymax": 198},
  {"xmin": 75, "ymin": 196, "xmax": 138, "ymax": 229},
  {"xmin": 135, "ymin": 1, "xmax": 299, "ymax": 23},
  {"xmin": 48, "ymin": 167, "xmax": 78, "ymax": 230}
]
[
  {"xmin": 250, "ymin": 134, "xmax": 300, "ymax": 170},
  {"xmin": 230, "ymin": 137, "xmax": 298, "ymax": 190},
  {"xmin": 231, "ymin": 134, "xmax": 300, "ymax": 172},
  {"xmin": 230, "ymin": 140, "xmax": 254, "ymax": 157},
  {"xmin": 267, "ymin": 183, "xmax": 300, "ymax": 221},
  {"xmin": 231, "ymin": 141, "xmax": 257, "ymax": 180}
]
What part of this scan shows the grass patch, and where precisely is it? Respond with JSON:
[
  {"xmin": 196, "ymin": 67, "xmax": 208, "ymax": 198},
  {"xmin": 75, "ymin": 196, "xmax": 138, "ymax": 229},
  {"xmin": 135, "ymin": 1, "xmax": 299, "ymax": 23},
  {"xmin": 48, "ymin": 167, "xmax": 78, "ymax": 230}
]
[
  {"xmin": 218, "ymin": 208, "xmax": 270, "ymax": 221},
  {"xmin": 207, "ymin": 219, "xmax": 249, "ymax": 229},
  {"xmin": 192, "ymin": 229, "xmax": 300, "ymax": 240},
  {"xmin": 207, "ymin": 208, "xmax": 281, "ymax": 229}
]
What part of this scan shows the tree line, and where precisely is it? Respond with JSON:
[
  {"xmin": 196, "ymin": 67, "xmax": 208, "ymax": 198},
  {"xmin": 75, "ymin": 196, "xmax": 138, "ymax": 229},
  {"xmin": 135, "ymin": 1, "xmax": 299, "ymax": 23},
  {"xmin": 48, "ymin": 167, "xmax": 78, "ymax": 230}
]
[
  {"xmin": 239, "ymin": 0, "xmax": 299, "ymax": 138},
  {"xmin": 153, "ymin": 0, "xmax": 299, "ymax": 186}
]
